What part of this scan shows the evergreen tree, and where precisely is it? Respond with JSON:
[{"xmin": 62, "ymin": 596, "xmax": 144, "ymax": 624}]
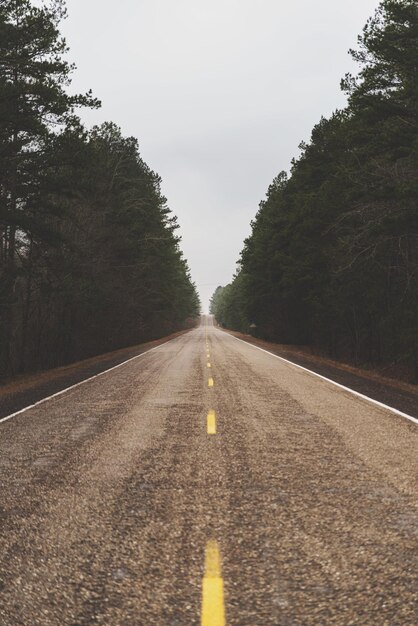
[
  {"xmin": 0, "ymin": 0, "xmax": 98, "ymax": 371},
  {"xmin": 0, "ymin": 1, "xmax": 200, "ymax": 377},
  {"xmin": 212, "ymin": 0, "xmax": 418, "ymax": 380}
]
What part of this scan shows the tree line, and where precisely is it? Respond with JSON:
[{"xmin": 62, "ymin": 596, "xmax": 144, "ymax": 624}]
[
  {"xmin": 0, "ymin": 0, "xmax": 200, "ymax": 378},
  {"xmin": 211, "ymin": 0, "xmax": 418, "ymax": 381}
]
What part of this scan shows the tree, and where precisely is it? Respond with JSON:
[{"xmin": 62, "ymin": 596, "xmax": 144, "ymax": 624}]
[
  {"xmin": 0, "ymin": 0, "xmax": 99, "ymax": 371},
  {"xmin": 212, "ymin": 0, "xmax": 418, "ymax": 380},
  {"xmin": 0, "ymin": 1, "xmax": 200, "ymax": 377}
]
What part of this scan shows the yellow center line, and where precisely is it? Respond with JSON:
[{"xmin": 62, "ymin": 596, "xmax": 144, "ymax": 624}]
[
  {"xmin": 207, "ymin": 362, "xmax": 211, "ymax": 368},
  {"xmin": 201, "ymin": 540, "xmax": 226, "ymax": 626},
  {"xmin": 208, "ymin": 377, "xmax": 214, "ymax": 388},
  {"xmin": 207, "ymin": 410, "xmax": 216, "ymax": 434}
]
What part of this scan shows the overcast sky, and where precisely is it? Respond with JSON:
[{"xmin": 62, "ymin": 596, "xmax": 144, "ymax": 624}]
[{"xmin": 62, "ymin": 0, "xmax": 380, "ymax": 311}]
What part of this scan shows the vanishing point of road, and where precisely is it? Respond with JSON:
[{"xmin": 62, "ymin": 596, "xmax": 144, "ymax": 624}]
[{"xmin": 1, "ymin": 317, "xmax": 417, "ymax": 625}]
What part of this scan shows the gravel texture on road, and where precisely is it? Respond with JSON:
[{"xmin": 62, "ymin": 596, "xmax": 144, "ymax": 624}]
[
  {"xmin": 222, "ymin": 329, "xmax": 418, "ymax": 420},
  {"xmin": 0, "ymin": 322, "xmax": 417, "ymax": 624},
  {"xmin": 0, "ymin": 330, "xmax": 189, "ymax": 421}
]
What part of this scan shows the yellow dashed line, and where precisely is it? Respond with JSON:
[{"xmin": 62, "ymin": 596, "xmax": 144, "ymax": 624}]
[
  {"xmin": 201, "ymin": 540, "xmax": 226, "ymax": 626},
  {"xmin": 208, "ymin": 377, "xmax": 214, "ymax": 388},
  {"xmin": 207, "ymin": 410, "xmax": 216, "ymax": 435},
  {"xmin": 207, "ymin": 362, "xmax": 211, "ymax": 368}
]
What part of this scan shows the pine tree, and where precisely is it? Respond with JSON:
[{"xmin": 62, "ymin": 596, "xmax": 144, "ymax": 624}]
[
  {"xmin": 212, "ymin": 0, "xmax": 418, "ymax": 379},
  {"xmin": 0, "ymin": 0, "xmax": 99, "ymax": 371}
]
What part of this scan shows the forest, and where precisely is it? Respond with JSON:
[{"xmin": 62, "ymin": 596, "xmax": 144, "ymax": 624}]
[
  {"xmin": 0, "ymin": 0, "xmax": 200, "ymax": 378},
  {"xmin": 211, "ymin": 0, "xmax": 418, "ymax": 381}
]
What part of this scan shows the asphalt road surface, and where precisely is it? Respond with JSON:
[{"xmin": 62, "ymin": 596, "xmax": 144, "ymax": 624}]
[{"xmin": 1, "ymin": 318, "xmax": 417, "ymax": 625}]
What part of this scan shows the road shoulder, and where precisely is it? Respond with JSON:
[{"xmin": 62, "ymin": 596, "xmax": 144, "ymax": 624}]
[
  {"xmin": 221, "ymin": 329, "xmax": 418, "ymax": 421},
  {"xmin": 0, "ymin": 329, "xmax": 192, "ymax": 420}
]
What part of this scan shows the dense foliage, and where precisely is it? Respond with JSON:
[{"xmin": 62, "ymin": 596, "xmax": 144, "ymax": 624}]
[
  {"xmin": 211, "ymin": 0, "xmax": 418, "ymax": 380},
  {"xmin": 0, "ymin": 0, "xmax": 199, "ymax": 377}
]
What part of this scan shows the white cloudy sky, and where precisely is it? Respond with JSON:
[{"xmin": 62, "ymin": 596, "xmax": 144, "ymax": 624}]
[{"xmin": 61, "ymin": 0, "xmax": 381, "ymax": 311}]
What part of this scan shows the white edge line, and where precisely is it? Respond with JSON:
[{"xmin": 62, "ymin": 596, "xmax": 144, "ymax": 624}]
[
  {"xmin": 218, "ymin": 329, "xmax": 418, "ymax": 426},
  {"xmin": 0, "ymin": 332, "xmax": 189, "ymax": 425}
]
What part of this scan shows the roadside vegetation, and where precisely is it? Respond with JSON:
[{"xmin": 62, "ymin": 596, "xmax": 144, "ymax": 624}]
[
  {"xmin": 0, "ymin": 0, "xmax": 200, "ymax": 377},
  {"xmin": 211, "ymin": 0, "xmax": 418, "ymax": 381}
]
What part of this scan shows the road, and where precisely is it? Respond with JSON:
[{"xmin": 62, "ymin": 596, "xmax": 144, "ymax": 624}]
[{"xmin": 1, "ymin": 318, "xmax": 417, "ymax": 625}]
